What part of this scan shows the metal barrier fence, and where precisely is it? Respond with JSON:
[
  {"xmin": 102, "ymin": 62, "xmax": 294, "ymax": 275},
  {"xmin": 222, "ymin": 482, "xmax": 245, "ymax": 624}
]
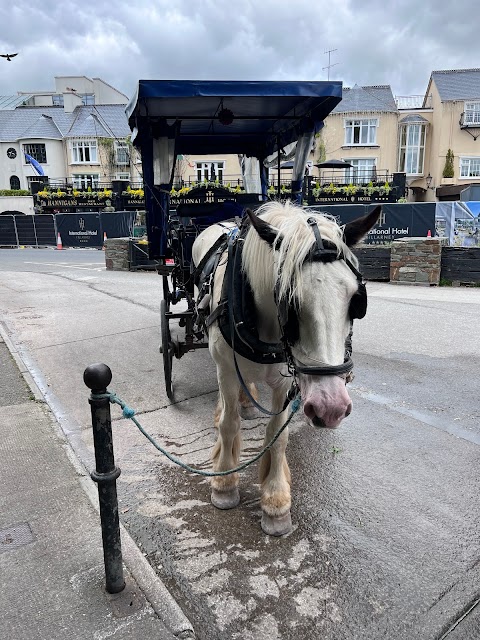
[{"xmin": 0, "ymin": 215, "xmax": 56, "ymax": 247}]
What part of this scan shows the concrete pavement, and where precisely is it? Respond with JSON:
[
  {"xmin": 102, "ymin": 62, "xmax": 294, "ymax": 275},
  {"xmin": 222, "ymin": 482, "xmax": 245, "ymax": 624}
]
[
  {"xmin": 0, "ymin": 330, "xmax": 194, "ymax": 639},
  {"xmin": 0, "ymin": 249, "xmax": 479, "ymax": 638}
]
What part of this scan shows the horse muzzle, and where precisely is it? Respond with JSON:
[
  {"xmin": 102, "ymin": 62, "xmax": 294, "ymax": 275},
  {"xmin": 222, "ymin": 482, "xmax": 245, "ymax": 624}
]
[{"xmin": 300, "ymin": 375, "xmax": 353, "ymax": 429}]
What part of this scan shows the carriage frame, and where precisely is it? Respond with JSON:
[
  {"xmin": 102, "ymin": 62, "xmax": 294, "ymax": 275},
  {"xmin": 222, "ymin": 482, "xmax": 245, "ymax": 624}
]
[{"xmin": 126, "ymin": 80, "xmax": 343, "ymax": 398}]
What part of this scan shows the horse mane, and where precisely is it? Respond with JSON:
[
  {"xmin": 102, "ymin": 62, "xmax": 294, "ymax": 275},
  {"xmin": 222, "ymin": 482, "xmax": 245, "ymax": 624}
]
[{"xmin": 242, "ymin": 201, "xmax": 357, "ymax": 306}]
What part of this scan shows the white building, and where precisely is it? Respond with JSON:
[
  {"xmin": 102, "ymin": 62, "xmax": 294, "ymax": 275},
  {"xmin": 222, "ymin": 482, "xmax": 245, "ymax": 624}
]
[{"xmin": 0, "ymin": 77, "xmax": 133, "ymax": 195}]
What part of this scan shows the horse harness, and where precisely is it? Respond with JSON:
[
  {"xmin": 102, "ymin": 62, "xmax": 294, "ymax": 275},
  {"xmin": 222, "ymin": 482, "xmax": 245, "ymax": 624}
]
[{"xmin": 194, "ymin": 216, "xmax": 368, "ymax": 384}]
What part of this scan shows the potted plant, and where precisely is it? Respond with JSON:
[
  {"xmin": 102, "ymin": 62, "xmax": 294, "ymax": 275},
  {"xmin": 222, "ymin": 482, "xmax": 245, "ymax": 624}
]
[{"xmin": 442, "ymin": 149, "xmax": 454, "ymax": 184}]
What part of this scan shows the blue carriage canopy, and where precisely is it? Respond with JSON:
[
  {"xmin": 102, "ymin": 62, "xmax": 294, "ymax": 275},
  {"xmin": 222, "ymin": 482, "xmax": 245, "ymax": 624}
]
[{"xmin": 126, "ymin": 80, "xmax": 343, "ymax": 257}]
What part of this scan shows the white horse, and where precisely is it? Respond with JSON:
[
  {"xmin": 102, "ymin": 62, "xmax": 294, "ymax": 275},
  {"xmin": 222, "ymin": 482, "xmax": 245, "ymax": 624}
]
[{"xmin": 192, "ymin": 201, "xmax": 380, "ymax": 535}]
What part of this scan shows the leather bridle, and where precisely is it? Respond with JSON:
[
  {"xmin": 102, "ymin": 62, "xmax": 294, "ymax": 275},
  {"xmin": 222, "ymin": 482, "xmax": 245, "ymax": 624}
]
[{"xmin": 274, "ymin": 217, "xmax": 367, "ymax": 379}]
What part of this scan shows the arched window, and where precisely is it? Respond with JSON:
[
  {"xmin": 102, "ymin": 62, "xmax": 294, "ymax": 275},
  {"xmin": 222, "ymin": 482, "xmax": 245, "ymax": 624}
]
[{"xmin": 10, "ymin": 175, "xmax": 20, "ymax": 190}]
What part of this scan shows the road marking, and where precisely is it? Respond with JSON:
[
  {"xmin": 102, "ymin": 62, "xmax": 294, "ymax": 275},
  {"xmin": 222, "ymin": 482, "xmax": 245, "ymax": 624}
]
[
  {"xmin": 351, "ymin": 386, "xmax": 480, "ymax": 445},
  {"xmin": 24, "ymin": 262, "xmax": 103, "ymax": 271}
]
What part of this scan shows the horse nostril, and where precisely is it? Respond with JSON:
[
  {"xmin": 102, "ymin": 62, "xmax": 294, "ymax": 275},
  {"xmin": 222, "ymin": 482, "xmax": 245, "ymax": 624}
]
[
  {"xmin": 345, "ymin": 402, "xmax": 352, "ymax": 417},
  {"xmin": 304, "ymin": 401, "xmax": 316, "ymax": 420}
]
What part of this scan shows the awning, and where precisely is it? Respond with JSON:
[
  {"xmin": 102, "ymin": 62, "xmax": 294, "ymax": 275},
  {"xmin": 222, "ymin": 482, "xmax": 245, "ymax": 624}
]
[
  {"xmin": 465, "ymin": 201, "xmax": 480, "ymax": 217},
  {"xmin": 126, "ymin": 80, "xmax": 342, "ymax": 157}
]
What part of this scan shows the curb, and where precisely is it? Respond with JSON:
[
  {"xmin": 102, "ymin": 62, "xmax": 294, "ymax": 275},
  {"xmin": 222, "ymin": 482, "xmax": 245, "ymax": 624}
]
[{"xmin": 0, "ymin": 319, "xmax": 196, "ymax": 639}]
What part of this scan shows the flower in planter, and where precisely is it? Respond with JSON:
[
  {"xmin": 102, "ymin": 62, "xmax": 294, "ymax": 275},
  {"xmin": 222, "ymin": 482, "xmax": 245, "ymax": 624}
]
[
  {"xmin": 324, "ymin": 182, "xmax": 338, "ymax": 195},
  {"xmin": 378, "ymin": 181, "xmax": 391, "ymax": 196},
  {"xmin": 342, "ymin": 183, "xmax": 358, "ymax": 196},
  {"xmin": 124, "ymin": 187, "xmax": 144, "ymax": 198}
]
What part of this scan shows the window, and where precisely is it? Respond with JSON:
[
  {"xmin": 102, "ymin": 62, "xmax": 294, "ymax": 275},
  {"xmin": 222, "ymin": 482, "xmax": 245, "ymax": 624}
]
[
  {"xmin": 115, "ymin": 141, "xmax": 129, "ymax": 165},
  {"xmin": 71, "ymin": 140, "xmax": 98, "ymax": 163},
  {"xmin": 460, "ymin": 157, "xmax": 480, "ymax": 178},
  {"xmin": 26, "ymin": 176, "xmax": 48, "ymax": 189},
  {"xmin": 195, "ymin": 161, "xmax": 224, "ymax": 182},
  {"xmin": 72, "ymin": 174, "xmax": 100, "ymax": 189},
  {"xmin": 464, "ymin": 102, "xmax": 480, "ymax": 125},
  {"xmin": 82, "ymin": 94, "xmax": 95, "ymax": 105},
  {"xmin": 23, "ymin": 143, "xmax": 47, "ymax": 164},
  {"xmin": 52, "ymin": 94, "xmax": 64, "ymax": 106},
  {"xmin": 116, "ymin": 173, "xmax": 130, "ymax": 181},
  {"xmin": 398, "ymin": 124, "xmax": 426, "ymax": 175},
  {"xmin": 344, "ymin": 158, "xmax": 377, "ymax": 184},
  {"xmin": 344, "ymin": 119, "xmax": 378, "ymax": 145},
  {"xmin": 10, "ymin": 175, "xmax": 20, "ymax": 190}
]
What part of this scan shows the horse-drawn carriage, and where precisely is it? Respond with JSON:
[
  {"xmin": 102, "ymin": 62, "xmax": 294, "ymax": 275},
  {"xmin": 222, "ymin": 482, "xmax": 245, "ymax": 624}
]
[
  {"xmin": 126, "ymin": 80, "xmax": 380, "ymax": 535},
  {"xmin": 126, "ymin": 80, "xmax": 344, "ymax": 397}
]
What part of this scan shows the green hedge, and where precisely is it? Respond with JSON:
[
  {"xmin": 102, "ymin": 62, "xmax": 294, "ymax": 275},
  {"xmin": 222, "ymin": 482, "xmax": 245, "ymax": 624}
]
[{"xmin": 0, "ymin": 189, "xmax": 31, "ymax": 196}]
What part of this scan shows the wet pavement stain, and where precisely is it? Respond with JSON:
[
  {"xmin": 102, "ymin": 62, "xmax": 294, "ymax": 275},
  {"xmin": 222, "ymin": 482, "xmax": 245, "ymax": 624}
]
[{"xmin": 111, "ymin": 361, "xmax": 480, "ymax": 640}]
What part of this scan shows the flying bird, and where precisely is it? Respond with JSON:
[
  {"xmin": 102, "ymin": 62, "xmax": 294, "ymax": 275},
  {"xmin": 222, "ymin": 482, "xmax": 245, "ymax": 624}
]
[{"xmin": 1, "ymin": 53, "xmax": 18, "ymax": 61}]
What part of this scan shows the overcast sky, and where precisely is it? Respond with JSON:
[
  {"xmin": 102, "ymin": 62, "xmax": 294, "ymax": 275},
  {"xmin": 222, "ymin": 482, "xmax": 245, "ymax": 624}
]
[{"xmin": 1, "ymin": 0, "xmax": 478, "ymax": 102}]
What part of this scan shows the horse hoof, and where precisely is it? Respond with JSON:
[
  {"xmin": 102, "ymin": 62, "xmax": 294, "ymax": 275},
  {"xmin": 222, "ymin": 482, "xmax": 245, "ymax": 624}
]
[
  {"xmin": 211, "ymin": 487, "xmax": 240, "ymax": 510},
  {"xmin": 239, "ymin": 405, "xmax": 258, "ymax": 420},
  {"xmin": 261, "ymin": 511, "xmax": 292, "ymax": 536}
]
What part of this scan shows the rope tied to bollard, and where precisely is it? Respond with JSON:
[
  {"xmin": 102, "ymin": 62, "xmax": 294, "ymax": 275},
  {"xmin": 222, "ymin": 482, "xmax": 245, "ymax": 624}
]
[{"xmin": 91, "ymin": 391, "xmax": 301, "ymax": 477}]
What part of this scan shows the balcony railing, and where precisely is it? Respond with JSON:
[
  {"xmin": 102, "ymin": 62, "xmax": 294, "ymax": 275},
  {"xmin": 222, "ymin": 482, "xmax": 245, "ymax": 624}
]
[
  {"xmin": 32, "ymin": 172, "xmax": 404, "ymax": 209},
  {"xmin": 459, "ymin": 112, "xmax": 480, "ymax": 140},
  {"xmin": 395, "ymin": 94, "xmax": 432, "ymax": 109}
]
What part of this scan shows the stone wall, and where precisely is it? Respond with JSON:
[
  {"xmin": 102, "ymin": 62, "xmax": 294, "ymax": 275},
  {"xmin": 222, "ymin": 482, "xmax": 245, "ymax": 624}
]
[
  {"xmin": 390, "ymin": 237, "xmax": 447, "ymax": 285},
  {"xmin": 105, "ymin": 238, "xmax": 130, "ymax": 271}
]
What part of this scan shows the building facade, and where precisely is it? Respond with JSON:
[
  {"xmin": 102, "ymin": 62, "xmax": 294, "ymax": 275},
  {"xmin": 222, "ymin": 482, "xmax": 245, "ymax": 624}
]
[
  {"xmin": 3, "ymin": 70, "xmax": 480, "ymax": 211},
  {"xmin": 0, "ymin": 77, "xmax": 138, "ymax": 213}
]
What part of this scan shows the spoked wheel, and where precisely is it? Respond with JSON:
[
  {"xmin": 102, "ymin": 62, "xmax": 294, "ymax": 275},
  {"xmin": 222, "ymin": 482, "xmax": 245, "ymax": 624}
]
[
  {"xmin": 160, "ymin": 298, "xmax": 174, "ymax": 400},
  {"xmin": 162, "ymin": 274, "xmax": 171, "ymax": 311}
]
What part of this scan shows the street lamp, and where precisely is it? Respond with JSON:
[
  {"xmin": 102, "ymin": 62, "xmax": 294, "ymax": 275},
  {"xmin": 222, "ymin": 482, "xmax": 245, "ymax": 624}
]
[{"xmin": 425, "ymin": 173, "xmax": 433, "ymax": 189}]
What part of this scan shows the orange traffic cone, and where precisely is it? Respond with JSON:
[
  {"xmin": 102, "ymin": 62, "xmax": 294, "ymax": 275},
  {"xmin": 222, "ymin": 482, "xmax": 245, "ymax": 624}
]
[
  {"xmin": 56, "ymin": 233, "xmax": 63, "ymax": 250},
  {"xmin": 427, "ymin": 229, "xmax": 432, "ymax": 238},
  {"xmin": 103, "ymin": 232, "xmax": 107, "ymax": 250}
]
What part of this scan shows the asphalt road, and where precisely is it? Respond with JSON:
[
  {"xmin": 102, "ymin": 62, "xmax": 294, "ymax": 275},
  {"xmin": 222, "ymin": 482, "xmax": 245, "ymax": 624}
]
[{"xmin": 0, "ymin": 248, "xmax": 479, "ymax": 639}]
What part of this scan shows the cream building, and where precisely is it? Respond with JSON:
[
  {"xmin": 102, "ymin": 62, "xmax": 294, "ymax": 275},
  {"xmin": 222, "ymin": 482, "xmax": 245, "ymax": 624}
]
[
  {"xmin": 176, "ymin": 71, "xmax": 480, "ymax": 204},
  {"xmin": 420, "ymin": 69, "xmax": 480, "ymax": 201}
]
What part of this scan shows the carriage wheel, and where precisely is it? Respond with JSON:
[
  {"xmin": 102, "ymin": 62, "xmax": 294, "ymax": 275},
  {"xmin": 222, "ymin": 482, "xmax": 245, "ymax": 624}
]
[
  {"xmin": 162, "ymin": 274, "xmax": 171, "ymax": 311},
  {"xmin": 160, "ymin": 298, "xmax": 174, "ymax": 400}
]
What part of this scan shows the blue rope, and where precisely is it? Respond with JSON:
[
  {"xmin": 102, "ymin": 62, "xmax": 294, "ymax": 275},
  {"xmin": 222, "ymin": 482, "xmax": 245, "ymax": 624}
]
[{"xmin": 92, "ymin": 391, "xmax": 301, "ymax": 477}]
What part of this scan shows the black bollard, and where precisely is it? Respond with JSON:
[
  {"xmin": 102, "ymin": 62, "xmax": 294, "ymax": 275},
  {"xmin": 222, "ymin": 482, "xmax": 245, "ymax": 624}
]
[{"xmin": 84, "ymin": 363, "xmax": 125, "ymax": 594}]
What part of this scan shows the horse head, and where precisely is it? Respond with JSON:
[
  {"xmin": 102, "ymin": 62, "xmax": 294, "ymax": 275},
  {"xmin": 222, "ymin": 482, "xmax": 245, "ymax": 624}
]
[{"xmin": 245, "ymin": 204, "xmax": 381, "ymax": 429}]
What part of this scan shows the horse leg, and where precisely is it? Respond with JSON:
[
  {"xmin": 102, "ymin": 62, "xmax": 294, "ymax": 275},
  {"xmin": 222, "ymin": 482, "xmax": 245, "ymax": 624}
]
[
  {"xmin": 214, "ymin": 383, "xmax": 259, "ymax": 427},
  {"xmin": 259, "ymin": 386, "xmax": 292, "ymax": 536},
  {"xmin": 211, "ymin": 374, "xmax": 241, "ymax": 510},
  {"xmin": 238, "ymin": 382, "xmax": 259, "ymax": 420}
]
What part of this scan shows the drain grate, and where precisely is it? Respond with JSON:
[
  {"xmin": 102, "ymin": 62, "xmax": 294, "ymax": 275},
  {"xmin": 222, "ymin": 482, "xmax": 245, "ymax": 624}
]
[{"xmin": 0, "ymin": 522, "xmax": 35, "ymax": 554}]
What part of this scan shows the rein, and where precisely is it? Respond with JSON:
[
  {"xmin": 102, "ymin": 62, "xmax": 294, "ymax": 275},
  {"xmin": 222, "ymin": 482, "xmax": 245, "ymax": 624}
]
[{"xmin": 197, "ymin": 214, "xmax": 365, "ymax": 415}]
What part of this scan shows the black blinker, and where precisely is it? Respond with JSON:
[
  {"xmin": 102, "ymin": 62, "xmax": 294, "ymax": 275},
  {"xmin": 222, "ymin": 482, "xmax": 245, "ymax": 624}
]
[{"xmin": 349, "ymin": 282, "xmax": 367, "ymax": 320}]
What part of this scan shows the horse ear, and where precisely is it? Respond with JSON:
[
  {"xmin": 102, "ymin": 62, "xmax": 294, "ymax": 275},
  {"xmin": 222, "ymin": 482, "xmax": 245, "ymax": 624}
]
[
  {"xmin": 246, "ymin": 208, "xmax": 280, "ymax": 247},
  {"xmin": 343, "ymin": 205, "xmax": 382, "ymax": 247}
]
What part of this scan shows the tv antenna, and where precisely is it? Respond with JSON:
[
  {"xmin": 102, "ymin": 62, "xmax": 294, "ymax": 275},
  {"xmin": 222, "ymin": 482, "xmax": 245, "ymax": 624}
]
[{"xmin": 322, "ymin": 48, "xmax": 339, "ymax": 80}]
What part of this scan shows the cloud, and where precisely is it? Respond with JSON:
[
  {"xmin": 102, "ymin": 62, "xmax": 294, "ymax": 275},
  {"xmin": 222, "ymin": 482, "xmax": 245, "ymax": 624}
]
[{"xmin": 1, "ymin": 0, "xmax": 480, "ymax": 101}]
